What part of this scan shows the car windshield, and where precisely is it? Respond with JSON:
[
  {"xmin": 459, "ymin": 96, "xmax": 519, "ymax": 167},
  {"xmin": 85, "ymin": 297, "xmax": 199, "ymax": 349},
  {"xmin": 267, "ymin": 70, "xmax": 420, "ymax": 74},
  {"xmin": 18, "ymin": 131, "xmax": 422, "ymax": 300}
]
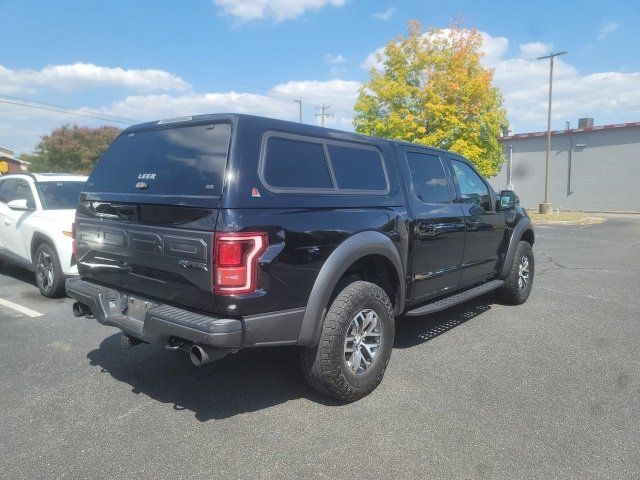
[{"xmin": 36, "ymin": 181, "xmax": 86, "ymax": 210}]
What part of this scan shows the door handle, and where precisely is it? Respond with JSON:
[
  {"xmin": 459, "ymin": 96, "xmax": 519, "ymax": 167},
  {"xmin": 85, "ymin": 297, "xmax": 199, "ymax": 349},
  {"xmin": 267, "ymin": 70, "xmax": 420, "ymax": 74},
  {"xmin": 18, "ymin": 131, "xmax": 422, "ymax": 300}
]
[
  {"xmin": 416, "ymin": 224, "xmax": 437, "ymax": 237},
  {"xmin": 466, "ymin": 221, "xmax": 480, "ymax": 231},
  {"xmin": 3, "ymin": 219, "xmax": 11, "ymax": 226}
]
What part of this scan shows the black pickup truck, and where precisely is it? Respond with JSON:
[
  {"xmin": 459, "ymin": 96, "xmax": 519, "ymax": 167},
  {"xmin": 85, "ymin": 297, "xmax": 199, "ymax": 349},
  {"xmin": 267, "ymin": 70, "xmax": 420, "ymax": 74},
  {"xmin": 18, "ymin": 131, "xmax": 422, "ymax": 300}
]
[{"xmin": 67, "ymin": 114, "xmax": 534, "ymax": 401}]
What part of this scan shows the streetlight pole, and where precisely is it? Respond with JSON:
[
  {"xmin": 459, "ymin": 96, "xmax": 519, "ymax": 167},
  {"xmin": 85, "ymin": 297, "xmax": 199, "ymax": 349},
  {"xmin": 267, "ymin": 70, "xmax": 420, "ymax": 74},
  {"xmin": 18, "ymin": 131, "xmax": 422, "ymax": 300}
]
[
  {"xmin": 293, "ymin": 99, "xmax": 302, "ymax": 123},
  {"xmin": 537, "ymin": 51, "xmax": 567, "ymax": 214},
  {"xmin": 506, "ymin": 144, "xmax": 513, "ymax": 190}
]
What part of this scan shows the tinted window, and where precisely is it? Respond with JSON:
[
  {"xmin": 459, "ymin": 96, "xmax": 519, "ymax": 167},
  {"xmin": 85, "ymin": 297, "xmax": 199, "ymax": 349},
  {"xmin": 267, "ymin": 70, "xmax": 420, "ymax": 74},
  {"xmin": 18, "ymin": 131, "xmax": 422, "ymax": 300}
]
[
  {"xmin": 405, "ymin": 152, "xmax": 451, "ymax": 204},
  {"xmin": 451, "ymin": 160, "xmax": 491, "ymax": 211},
  {"xmin": 327, "ymin": 144, "xmax": 387, "ymax": 191},
  {"xmin": 0, "ymin": 178, "xmax": 31, "ymax": 205},
  {"xmin": 14, "ymin": 180, "xmax": 35, "ymax": 208},
  {"xmin": 0, "ymin": 179, "xmax": 14, "ymax": 203},
  {"xmin": 36, "ymin": 181, "xmax": 85, "ymax": 210},
  {"xmin": 86, "ymin": 123, "xmax": 231, "ymax": 196},
  {"xmin": 264, "ymin": 137, "xmax": 332, "ymax": 189}
]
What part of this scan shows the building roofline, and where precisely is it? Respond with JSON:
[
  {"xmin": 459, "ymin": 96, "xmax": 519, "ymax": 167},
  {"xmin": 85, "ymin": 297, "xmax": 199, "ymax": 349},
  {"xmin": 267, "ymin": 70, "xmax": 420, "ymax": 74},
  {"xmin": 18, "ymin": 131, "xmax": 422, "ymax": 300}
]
[
  {"xmin": 0, "ymin": 154, "xmax": 30, "ymax": 165},
  {"xmin": 499, "ymin": 121, "xmax": 640, "ymax": 141}
]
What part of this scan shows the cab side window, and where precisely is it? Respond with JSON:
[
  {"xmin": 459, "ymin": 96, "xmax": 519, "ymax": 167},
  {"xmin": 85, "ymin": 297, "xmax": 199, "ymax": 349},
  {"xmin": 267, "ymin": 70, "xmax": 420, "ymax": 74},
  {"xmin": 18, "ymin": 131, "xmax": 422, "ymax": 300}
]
[
  {"xmin": 14, "ymin": 180, "xmax": 36, "ymax": 209},
  {"xmin": 0, "ymin": 179, "xmax": 35, "ymax": 208},
  {"xmin": 451, "ymin": 160, "xmax": 492, "ymax": 211},
  {"xmin": 263, "ymin": 137, "xmax": 333, "ymax": 190},
  {"xmin": 0, "ymin": 178, "xmax": 19, "ymax": 204},
  {"xmin": 405, "ymin": 152, "xmax": 451, "ymax": 204}
]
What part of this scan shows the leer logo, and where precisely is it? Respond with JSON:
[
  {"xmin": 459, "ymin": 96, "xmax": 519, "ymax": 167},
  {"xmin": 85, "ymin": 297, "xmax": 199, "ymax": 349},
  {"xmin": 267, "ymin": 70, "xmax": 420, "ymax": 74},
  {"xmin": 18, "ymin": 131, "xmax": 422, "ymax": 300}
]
[{"xmin": 138, "ymin": 173, "xmax": 156, "ymax": 179}]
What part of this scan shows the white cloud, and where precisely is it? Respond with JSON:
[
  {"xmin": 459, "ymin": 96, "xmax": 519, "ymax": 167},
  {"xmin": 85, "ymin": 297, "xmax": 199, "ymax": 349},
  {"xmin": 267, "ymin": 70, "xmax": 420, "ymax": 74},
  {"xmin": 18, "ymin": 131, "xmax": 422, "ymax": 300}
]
[
  {"xmin": 371, "ymin": 7, "xmax": 396, "ymax": 21},
  {"xmin": 478, "ymin": 32, "xmax": 509, "ymax": 67},
  {"xmin": 95, "ymin": 79, "xmax": 362, "ymax": 130},
  {"xmin": 479, "ymin": 34, "xmax": 640, "ymax": 131},
  {"xmin": 597, "ymin": 20, "xmax": 618, "ymax": 41},
  {"xmin": 102, "ymin": 92, "xmax": 293, "ymax": 121},
  {"xmin": 324, "ymin": 53, "xmax": 346, "ymax": 64},
  {"xmin": 0, "ymin": 63, "xmax": 190, "ymax": 95},
  {"xmin": 0, "ymin": 76, "xmax": 363, "ymax": 154},
  {"xmin": 212, "ymin": 0, "xmax": 346, "ymax": 22},
  {"xmin": 518, "ymin": 42, "xmax": 553, "ymax": 60},
  {"xmin": 361, "ymin": 46, "xmax": 386, "ymax": 71}
]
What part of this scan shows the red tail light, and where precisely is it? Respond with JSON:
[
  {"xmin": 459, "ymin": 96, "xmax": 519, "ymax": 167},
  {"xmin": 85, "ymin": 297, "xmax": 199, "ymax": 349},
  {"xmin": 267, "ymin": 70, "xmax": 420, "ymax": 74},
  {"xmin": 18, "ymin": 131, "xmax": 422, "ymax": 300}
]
[
  {"xmin": 214, "ymin": 232, "xmax": 268, "ymax": 295},
  {"xmin": 71, "ymin": 222, "xmax": 77, "ymax": 257}
]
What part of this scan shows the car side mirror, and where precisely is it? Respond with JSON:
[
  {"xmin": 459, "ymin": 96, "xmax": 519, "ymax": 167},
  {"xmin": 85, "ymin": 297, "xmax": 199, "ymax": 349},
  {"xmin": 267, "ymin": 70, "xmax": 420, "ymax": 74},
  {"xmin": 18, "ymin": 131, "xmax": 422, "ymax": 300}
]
[
  {"xmin": 7, "ymin": 198, "xmax": 34, "ymax": 211},
  {"xmin": 498, "ymin": 190, "xmax": 518, "ymax": 211}
]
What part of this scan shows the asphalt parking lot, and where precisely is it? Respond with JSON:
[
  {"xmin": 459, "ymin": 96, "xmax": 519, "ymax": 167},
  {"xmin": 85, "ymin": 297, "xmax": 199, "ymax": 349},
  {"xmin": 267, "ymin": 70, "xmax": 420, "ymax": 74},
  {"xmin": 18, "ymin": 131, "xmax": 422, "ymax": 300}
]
[{"xmin": 1, "ymin": 214, "xmax": 639, "ymax": 479}]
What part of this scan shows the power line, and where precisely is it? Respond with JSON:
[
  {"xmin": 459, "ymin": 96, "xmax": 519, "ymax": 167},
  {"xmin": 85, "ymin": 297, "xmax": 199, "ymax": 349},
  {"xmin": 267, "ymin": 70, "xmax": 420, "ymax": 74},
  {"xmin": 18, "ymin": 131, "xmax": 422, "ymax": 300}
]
[
  {"xmin": 315, "ymin": 104, "xmax": 333, "ymax": 127},
  {"xmin": 0, "ymin": 95, "xmax": 140, "ymax": 125}
]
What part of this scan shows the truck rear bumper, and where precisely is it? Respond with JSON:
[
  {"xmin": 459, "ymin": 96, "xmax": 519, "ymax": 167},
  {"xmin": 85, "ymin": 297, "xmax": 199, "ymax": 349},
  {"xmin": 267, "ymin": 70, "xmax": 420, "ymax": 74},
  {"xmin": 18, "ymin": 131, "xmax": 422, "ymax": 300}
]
[{"xmin": 66, "ymin": 278, "xmax": 304, "ymax": 349}]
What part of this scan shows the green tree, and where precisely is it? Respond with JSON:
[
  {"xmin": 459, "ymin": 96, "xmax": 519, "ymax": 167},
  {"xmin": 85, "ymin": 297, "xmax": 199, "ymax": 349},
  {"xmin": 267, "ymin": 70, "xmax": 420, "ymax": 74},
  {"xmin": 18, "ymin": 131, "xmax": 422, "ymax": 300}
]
[
  {"xmin": 354, "ymin": 20, "xmax": 508, "ymax": 177},
  {"xmin": 21, "ymin": 125, "xmax": 121, "ymax": 174}
]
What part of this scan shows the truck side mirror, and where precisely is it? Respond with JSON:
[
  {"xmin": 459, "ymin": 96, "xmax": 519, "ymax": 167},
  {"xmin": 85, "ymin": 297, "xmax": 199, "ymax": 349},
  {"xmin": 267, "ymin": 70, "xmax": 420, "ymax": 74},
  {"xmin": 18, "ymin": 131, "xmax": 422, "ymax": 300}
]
[{"xmin": 498, "ymin": 190, "xmax": 518, "ymax": 211}]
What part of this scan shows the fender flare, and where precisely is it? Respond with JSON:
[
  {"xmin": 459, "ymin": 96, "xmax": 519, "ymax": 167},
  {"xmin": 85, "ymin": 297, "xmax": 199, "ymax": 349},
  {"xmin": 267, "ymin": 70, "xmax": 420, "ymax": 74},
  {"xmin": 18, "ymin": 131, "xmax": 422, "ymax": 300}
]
[
  {"xmin": 297, "ymin": 230, "xmax": 405, "ymax": 346},
  {"xmin": 499, "ymin": 217, "xmax": 534, "ymax": 279}
]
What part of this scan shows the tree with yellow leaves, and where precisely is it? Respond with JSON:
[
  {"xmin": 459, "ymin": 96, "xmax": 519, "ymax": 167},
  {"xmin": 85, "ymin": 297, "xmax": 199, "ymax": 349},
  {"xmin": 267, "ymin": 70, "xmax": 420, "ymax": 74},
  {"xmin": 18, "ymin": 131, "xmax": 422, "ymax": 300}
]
[{"xmin": 354, "ymin": 21, "xmax": 507, "ymax": 177}]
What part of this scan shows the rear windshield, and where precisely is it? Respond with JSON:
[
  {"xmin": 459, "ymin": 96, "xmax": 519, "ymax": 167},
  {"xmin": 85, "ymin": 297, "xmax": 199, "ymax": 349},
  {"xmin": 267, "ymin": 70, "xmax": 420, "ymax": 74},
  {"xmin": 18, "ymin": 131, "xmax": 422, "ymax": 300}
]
[
  {"xmin": 86, "ymin": 123, "xmax": 231, "ymax": 197},
  {"xmin": 36, "ymin": 181, "xmax": 85, "ymax": 210}
]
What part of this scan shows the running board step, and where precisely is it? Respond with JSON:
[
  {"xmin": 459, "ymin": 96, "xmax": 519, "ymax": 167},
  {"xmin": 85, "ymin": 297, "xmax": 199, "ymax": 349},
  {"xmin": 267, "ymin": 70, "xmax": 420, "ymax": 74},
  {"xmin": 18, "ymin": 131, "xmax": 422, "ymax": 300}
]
[{"xmin": 405, "ymin": 280, "xmax": 504, "ymax": 317}]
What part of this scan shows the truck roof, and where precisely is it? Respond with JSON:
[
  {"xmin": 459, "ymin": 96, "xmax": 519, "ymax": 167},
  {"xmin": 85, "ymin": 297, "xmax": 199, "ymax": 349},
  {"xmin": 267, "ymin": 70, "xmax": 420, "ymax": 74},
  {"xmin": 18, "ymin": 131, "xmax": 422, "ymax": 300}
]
[{"xmin": 122, "ymin": 113, "xmax": 450, "ymax": 155}]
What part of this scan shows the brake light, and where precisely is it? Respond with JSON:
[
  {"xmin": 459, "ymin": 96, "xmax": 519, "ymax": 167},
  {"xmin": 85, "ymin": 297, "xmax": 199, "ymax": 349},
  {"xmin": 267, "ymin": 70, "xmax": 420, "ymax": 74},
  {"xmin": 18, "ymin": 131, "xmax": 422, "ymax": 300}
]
[
  {"xmin": 71, "ymin": 222, "xmax": 77, "ymax": 256},
  {"xmin": 218, "ymin": 242, "xmax": 242, "ymax": 266},
  {"xmin": 214, "ymin": 232, "xmax": 268, "ymax": 295}
]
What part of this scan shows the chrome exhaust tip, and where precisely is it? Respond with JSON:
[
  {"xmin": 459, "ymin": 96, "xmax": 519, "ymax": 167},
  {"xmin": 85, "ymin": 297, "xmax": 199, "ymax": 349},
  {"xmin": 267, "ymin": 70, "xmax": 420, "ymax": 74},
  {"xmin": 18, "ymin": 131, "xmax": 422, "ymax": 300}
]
[
  {"xmin": 72, "ymin": 302, "xmax": 91, "ymax": 318},
  {"xmin": 189, "ymin": 344, "xmax": 211, "ymax": 366}
]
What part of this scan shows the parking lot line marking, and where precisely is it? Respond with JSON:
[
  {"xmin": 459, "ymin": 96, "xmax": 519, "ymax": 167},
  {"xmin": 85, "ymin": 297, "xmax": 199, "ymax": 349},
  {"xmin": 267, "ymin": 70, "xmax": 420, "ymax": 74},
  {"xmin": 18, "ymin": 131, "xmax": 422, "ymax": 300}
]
[{"xmin": 0, "ymin": 298, "xmax": 43, "ymax": 318}]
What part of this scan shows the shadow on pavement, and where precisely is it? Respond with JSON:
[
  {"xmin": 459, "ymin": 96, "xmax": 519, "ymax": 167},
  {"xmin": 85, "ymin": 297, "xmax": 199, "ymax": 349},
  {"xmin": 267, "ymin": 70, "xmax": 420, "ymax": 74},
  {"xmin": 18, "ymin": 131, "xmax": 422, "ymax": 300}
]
[
  {"xmin": 87, "ymin": 334, "xmax": 342, "ymax": 421},
  {"xmin": 0, "ymin": 262, "xmax": 37, "ymax": 287},
  {"xmin": 87, "ymin": 294, "xmax": 496, "ymax": 420}
]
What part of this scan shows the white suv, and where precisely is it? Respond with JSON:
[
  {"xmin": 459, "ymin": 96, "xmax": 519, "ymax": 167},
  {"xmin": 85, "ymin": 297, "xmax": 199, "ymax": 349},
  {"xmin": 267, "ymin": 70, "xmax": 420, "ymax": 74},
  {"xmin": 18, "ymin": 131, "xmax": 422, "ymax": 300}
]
[{"xmin": 0, "ymin": 173, "xmax": 87, "ymax": 297}]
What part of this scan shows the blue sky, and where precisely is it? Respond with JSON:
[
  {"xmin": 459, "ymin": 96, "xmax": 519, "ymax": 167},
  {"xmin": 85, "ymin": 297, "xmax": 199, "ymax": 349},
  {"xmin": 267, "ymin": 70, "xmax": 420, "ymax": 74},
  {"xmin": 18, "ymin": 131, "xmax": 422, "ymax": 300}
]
[{"xmin": 1, "ymin": 0, "xmax": 639, "ymax": 153}]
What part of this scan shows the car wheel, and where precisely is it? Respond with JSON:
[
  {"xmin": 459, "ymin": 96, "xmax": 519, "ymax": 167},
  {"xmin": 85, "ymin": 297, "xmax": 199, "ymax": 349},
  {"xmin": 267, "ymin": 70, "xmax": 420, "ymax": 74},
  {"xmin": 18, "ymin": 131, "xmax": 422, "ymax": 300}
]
[
  {"xmin": 300, "ymin": 280, "xmax": 395, "ymax": 402},
  {"xmin": 34, "ymin": 243, "xmax": 65, "ymax": 298},
  {"xmin": 496, "ymin": 240, "xmax": 534, "ymax": 305}
]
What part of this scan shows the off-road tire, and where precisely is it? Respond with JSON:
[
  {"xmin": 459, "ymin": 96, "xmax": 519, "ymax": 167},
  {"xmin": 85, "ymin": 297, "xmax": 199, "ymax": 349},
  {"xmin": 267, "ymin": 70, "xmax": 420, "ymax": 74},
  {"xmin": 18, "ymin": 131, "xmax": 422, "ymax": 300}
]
[
  {"xmin": 34, "ymin": 243, "xmax": 66, "ymax": 298},
  {"xmin": 496, "ymin": 240, "xmax": 534, "ymax": 305},
  {"xmin": 300, "ymin": 281, "xmax": 395, "ymax": 402}
]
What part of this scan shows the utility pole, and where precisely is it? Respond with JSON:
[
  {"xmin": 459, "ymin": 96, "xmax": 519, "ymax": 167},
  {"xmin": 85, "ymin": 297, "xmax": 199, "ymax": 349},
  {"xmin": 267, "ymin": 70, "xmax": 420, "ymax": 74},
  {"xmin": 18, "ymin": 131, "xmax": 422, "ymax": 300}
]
[
  {"xmin": 537, "ymin": 51, "xmax": 567, "ymax": 214},
  {"xmin": 506, "ymin": 144, "xmax": 513, "ymax": 190},
  {"xmin": 293, "ymin": 99, "xmax": 302, "ymax": 123},
  {"xmin": 315, "ymin": 104, "xmax": 333, "ymax": 127},
  {"xmin": 566, "ymin": 120, "xmax": 573, "ymax": 196}
]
